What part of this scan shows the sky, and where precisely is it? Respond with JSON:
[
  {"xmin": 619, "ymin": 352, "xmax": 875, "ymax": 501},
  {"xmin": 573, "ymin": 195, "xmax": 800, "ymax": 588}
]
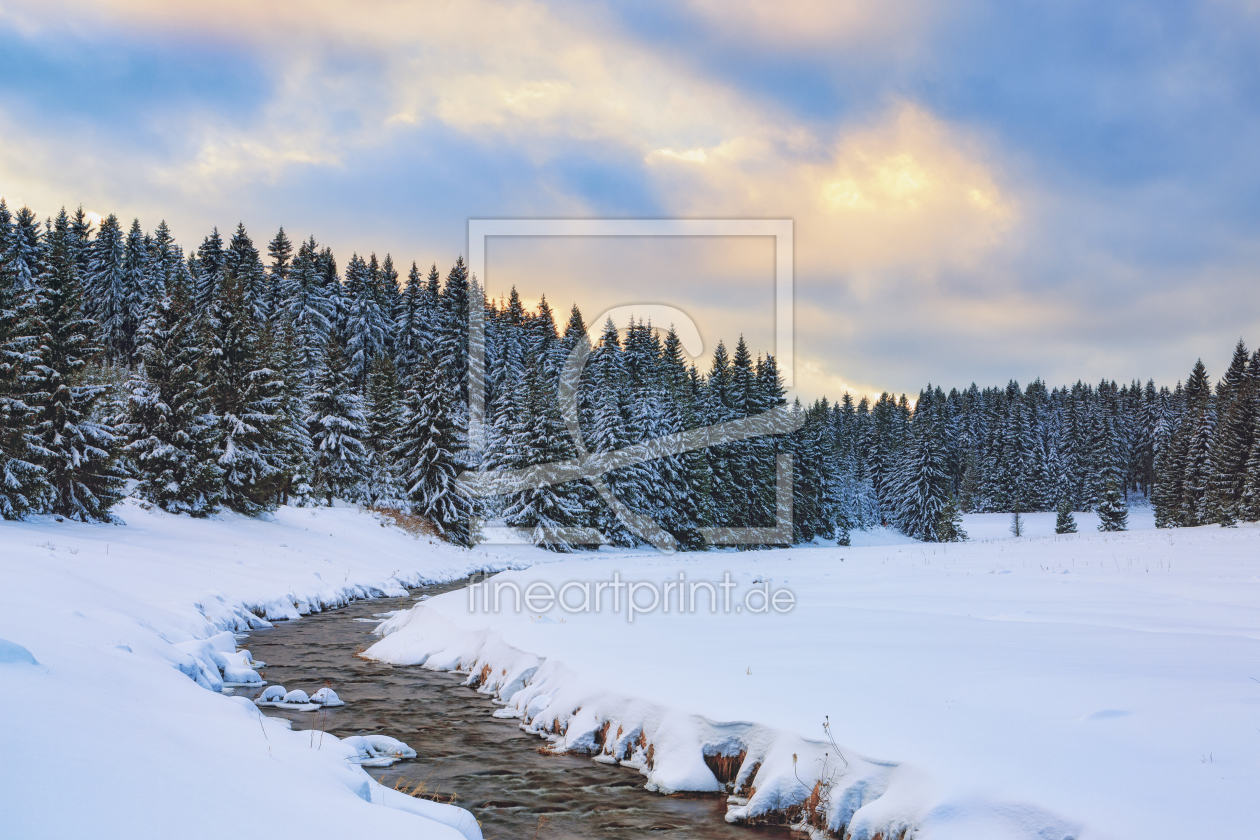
[{"xmin": 1, "ymin": 0, "xmax": 1258, "ymax": 401}]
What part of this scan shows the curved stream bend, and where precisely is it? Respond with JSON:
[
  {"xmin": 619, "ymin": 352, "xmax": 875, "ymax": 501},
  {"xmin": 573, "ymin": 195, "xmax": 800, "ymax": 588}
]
[{"xmin": 236, "ymin": 585, "xmax": 793, "ymax": 840}]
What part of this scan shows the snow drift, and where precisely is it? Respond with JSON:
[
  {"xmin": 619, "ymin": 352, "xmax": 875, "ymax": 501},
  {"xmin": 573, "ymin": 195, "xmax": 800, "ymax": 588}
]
[{"xmin": 366, "ymin": 517, "xmax": 1260, "ymax": 840}]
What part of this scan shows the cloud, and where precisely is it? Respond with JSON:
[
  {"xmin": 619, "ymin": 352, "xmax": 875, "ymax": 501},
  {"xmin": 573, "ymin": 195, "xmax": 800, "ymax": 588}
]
[
  {"xmin": 682, "ymin": 0, "xmax": 943, "ymax": 53},
  {"xmin": 4, "ymin": 0, "xmax": 1256, "ymax": 403},
  {"xmin": 646, "ymin": 104, "xmax": 1017, "ymax": 278}
]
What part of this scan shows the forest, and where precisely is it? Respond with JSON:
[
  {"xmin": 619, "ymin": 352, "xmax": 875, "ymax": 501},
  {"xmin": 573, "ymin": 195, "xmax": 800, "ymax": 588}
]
[{"xmin": 2, "ymin": 201, "xmax": 1258, "ymax": 549}]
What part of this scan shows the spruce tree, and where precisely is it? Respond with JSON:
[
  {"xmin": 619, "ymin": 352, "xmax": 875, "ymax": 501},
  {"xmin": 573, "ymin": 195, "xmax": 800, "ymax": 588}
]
[
  {"xmin": 1207, "ymin": 341, "xmax": 1254, "ymax": 525},
  {"xmin": 1096, "ymin": 477, "xmax": 1129, "ymax": 531},
  {"xmin": 1241, "ymin": 438, "xmax": 1260, "ymax": 522},
  {"xmin": 889, "ymin": 406, "xmax": 950, "ymax": 541},
  {"xmin": 4, "ymin": 206, "xmax": 46, "ymax": 291},
  {"xmin": 123, "ymin": 284, "xmax": 223, "ymax": 516},
  {"xmin": 266, "ymin": 315, "xmax": 315, "ymax": 507},
  {"xmin": 203, "ymin": 273, "xmax": 289, "ymax": 515},
  {"xmin": 342, "ymin": 253, "xmax": 389, "ymax": 386},
  {"xmin": 393, "ymin": 364, "xmax": 476, "ymax": 545},
  {"xmin": 1179, "ymin": 361, "xmax": 1214, "ymax": 526},
  {"xmin": 0, "ymin": 239, "xmax": 47, "ymax": 518},
  {"xmin": 86, "ymin": 214, "xmax": 129, "ymax": 361},
  {"xmin": 264, "ymin": 227, "xmax": 293, "ymax": 321},
  {"xmin": 502, "ymin": 358, "xmax": 590, "ymax": 552},
  {"xmin": 306, "ymin": 340, "xmax": 371, "ymax": 505},
  {"xmin": 29, "ymin": 214, "xmax": 126, "ymax": 521},
  {"xmin": 225, "ymin": 223, "xmax": 268, "ymax": 323},
  {"xmin": 1054, "ymin": 499, "xmax": 1078, "ymax": 534},
  {"xmin": 935, "ymin": 494, "xmax": 967, "ymax": 542},
  {"xmin": 277, "ymin": 236, "xmax": 335, "ymax": 380},
  {"xmin": 364, "ymin": 355, "xmax": 404, "ymax": 503},
  {"xmin": 194, "ymin": 227, "xmax": 226, "ymax": 314}
]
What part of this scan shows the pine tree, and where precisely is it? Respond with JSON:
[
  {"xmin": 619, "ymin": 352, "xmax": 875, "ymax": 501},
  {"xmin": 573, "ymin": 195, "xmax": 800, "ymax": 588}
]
[
  {"xmin": 502, "ymin": 357, "xmax": 590, "ymax": 552},
  {"xmin": 1179, "ymin": 360, "xmax": 1214, "ymax": 526},
  {"xmin": 1096, "ymin": 477, "xmax": 1129, "ymax": 531},
  {"xmin": 203, "ymin": 273, "xmax": 289, "ymax": 515},
  {"xmin": 1207, "ymin": 340, "xmax": 1253, "ymax": 526},
  {"xmin": 342, "ymin": 253, "xmax": 389, "ymax": 386},
  {"xmin": 86, "ymin": 214, "xmax": 129, "ymax": 361},
  {"xmin": 393, "ymin": 364, "xmax": 476, "ymax": 545},
  {"xmin": 935, "ymin": 494, "xmax": 967, "ymax": 542},
  {"xmin": 225, "ymin": 223, "xmax": 268, "ymax": 323},
  {"xmin": 264, "ymin": 227, "xmax": 293, "ymax": 321},
  {"xmin": 394, "ymin": 262, "xmax": 433, "ymax": 378},
  {"xmin": 4, "ymin": 206, "xmax": 46, "ymax": 291},
  {"xmin": 364, "ymin": 355, "xmax": 404, "ymax": 503},
  {"xmin": 0, "ymin": 232, "xmax": 47, "ymax": 518},
  {"xmin": 276, "ymin": 236, "xmax": 335, "ymax": 381},
  {"xmin": 1010, "ymin": 510, "xmax": 1023, "ymax": 537},
  {"xmin": 889, "ymin": 404, "xmax": 951, "ymax": 541},
  {"xmin": 123, "ymin": 284, "xmax": 223, "ymax": 516},
  {"xmin": 1055, "ymin": 499, "xmax": 1078, "ymax": 534},
  {"xmin": 28, "ymin": 214, "xmax": 126, "ymax": 521},
  {"xmin": 306, "ymin": 341, "xmax": 371, "ymax": 505},
  {"xmin": 1241, "ymin": 437, "xmax": 1260, "ymax": 522},
  {"xmin": 194, "ymin": 227, "xmax": 226, "ymax": 314},
  {"xmin": 265, "ymin": 315, "xmax": 315, "ymax": 507}
]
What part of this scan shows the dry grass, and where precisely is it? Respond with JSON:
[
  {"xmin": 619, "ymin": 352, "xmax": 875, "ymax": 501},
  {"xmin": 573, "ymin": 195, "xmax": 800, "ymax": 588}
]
[
  {"xmin": 469, "ymin": 663, "xmax": 493, "ymax": 688},
  {"xmin": 392, "ymin": 774, "xmax": 459, "ymax": 805},
  {"xmin": 703, "ymin": 749, "xmax": 747, "ymax": 787},
  {"xmin": 367, "ymin": 505, "xmax": 441, "ymax": 539}
]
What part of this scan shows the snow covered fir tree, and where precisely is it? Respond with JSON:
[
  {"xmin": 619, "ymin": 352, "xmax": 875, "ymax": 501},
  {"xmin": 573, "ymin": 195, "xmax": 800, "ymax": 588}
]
[{"xmin": 4, "ymin": 199, "xmax": 1260, "ymax": 547}]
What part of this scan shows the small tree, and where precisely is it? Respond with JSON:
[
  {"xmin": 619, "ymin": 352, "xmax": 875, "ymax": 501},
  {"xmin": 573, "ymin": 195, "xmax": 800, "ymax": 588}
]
[
  {"xmin": 1010, "ymin": 510, "xmax": 1023, "ymax": 537},
  {"xmin": 935, "ymin": 494, "xmax": 967, "ymax": 542},
  {"xmin": 1096, "ymin": 478, "xmax": 1129, "ymax": 532},
  {"xmin": 1054, "ymin": 499, "xmax": 1077, "ymax": 534}
]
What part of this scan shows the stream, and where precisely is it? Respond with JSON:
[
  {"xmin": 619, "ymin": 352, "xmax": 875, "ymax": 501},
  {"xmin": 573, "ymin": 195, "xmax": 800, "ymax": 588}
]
[{"xmin": 234, "ymin": 583, "xmax": 794, "ymax": 840}]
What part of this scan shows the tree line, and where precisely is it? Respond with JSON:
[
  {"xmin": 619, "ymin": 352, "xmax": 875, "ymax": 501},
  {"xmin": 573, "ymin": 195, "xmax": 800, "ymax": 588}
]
[{"xmin": 2, "ymin": 200, "xmax": 1257, "ymax": 548}]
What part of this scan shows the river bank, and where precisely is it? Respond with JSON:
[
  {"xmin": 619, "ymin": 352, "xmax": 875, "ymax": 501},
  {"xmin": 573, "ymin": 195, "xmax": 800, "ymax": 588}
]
[{"xmin": 0, "ymin": 501, "xmax": 530, "ymax": 840}]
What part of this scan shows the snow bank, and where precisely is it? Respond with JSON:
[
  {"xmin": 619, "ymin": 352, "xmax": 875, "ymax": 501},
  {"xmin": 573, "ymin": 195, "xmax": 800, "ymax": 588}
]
[
  {"xmin": 367, "ymin": 520, "xmax": 1260, "ymax": 840},
  {"xmin": 0, "ymin": 499, "xmax": 531, "ymax": 840},
  {"xmin": 311, "ymin": 686, "xmax": 345, "ymax": 706}
]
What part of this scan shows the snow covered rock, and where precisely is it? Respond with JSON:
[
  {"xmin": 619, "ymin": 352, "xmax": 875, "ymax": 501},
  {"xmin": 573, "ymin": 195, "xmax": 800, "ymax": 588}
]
[
  {"xmin": 342, "ymin": 735, "xmax": 417, "ymax": 767},
  {"xmin": 217, "ymin": 650, "xmax": 264, "ymax": 684},
  {"xmin": 310, "ymin": 687, "xmax": 344, "ymax": 706},
  {"xmin": 282, "ymin": 689, "xmax": 310, "ymax": 704},
  {"xmin": 259, "ymin": 685, "xmax": 287, "ymax": 703}
]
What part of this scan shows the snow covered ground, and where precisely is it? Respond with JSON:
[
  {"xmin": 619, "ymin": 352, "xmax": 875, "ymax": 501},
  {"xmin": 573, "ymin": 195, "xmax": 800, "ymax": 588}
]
[
  {"xmin": 367, "ymin": 511, "xmax": 1260, "ymax": 840},
  {"xmin": 4, "ymin": 499, "xmax": 1255, "ymax": 840},
  {"xmin": 0, "ymin": 500, "xmax": 536, "ymax": 840}
]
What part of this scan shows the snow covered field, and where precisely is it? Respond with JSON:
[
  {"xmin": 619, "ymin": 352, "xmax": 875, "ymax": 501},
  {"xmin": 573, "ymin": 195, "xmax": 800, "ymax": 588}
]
[
  {"xmin": 3, "ymin": 500, "xmax": 1257, "ymax": 840},
  {"xmin": 0, "ymin": 501, "xmax": 533, "ymax": 840},
  {"xmin": 368, "ymin": 512, "xmax": 1260, "ymax": 840}
]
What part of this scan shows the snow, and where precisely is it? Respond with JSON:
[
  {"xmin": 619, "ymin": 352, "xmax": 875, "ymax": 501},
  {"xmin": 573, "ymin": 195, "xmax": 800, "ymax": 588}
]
[
  {"xmin": 311, "ymin": 686, "xmax": 345, "ymax": 706},
  {"xmin": 5, "ymin": 495, "xmax": 1255, "ymax": 840},
  {"xmin": 367, "ymin": 514, "xmax": 1260, "ymax": 840},
  {"xmin": 343, "ymin": 734, "xmax": 419, "ymax": 766},
  {"xmin": 0, "ymin": 499, "xmax": 529, "ymax": 840},
  {"xmin": 0, "ymin": 638, "xmax": 39, "ymax": 665}
]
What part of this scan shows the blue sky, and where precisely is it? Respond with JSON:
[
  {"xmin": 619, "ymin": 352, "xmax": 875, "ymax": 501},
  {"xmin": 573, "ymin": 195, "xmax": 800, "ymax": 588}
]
[{"xmin": 1, "ymin": 0, "xmax": 1258, "ymax": 399}]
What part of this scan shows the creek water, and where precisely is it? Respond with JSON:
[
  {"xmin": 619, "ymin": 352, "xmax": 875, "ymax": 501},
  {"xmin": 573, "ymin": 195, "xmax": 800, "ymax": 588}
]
[{"xmin": 235, "ymin": 584, "xmax": 794, "ymax": 840}]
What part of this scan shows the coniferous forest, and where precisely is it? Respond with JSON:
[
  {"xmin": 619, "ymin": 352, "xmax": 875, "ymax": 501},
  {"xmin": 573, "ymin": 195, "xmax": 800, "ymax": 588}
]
[{"xmin": 2, "ymin": 201, "xmax": 1259, "ymax": 548}]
